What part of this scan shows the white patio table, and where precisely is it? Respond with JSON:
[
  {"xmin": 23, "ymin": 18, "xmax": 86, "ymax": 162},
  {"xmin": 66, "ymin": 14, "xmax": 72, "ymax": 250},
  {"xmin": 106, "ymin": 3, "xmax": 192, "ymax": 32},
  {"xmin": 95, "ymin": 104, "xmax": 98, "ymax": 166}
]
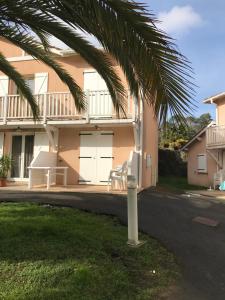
[{"xmin": 28, "ymin": 166, "xmax": 68, "ymax": 190}]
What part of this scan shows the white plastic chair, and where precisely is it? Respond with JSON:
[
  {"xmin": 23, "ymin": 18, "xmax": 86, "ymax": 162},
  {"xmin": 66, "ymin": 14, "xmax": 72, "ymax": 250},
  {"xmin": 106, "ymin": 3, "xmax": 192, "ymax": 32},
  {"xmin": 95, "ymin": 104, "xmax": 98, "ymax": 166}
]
[{"xmin": 108, "ymin": 161, "xmax": 128, "ymax": 191}]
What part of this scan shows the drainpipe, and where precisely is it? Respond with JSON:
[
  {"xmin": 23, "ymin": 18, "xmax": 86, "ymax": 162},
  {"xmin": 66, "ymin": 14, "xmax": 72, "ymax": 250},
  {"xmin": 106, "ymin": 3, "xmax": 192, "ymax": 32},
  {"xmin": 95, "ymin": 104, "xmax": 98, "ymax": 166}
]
[{"xmin": 138, "ymin": 99, "xmax": 144, "ymax": 190}]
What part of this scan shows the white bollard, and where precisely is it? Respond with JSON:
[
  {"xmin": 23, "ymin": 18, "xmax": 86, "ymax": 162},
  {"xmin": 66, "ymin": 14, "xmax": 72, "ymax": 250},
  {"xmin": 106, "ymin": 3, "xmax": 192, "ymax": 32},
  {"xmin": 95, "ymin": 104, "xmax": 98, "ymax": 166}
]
[
  {"xmin": 28, "ymin": 168, "xmax": 32, "ymax": 189},
  {"xmin": 127, "ymin": 175, "xmax": 145, "ymax": 247}
]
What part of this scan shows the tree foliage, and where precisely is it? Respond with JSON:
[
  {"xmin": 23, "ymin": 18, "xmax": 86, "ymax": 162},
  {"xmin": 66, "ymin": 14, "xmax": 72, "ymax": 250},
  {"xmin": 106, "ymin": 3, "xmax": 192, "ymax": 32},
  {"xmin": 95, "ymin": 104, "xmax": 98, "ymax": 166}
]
[
  {"xmin": 0, "ymin": 0, "xmax": 194, "ymax": 121},
  {"xmin": 158, "ymin": 148, "xmax": 187, "ymax": 177},
  {"xmin": 160, "ymin": 113, "xmax": 212, "ymax": 149}
]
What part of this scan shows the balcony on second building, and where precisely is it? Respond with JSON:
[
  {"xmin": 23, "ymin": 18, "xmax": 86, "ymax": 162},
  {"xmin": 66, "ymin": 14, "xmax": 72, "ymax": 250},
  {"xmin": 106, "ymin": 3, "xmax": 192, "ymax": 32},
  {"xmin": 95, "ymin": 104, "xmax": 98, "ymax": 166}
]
[
  {"xmin": 0, "ymin": 90, "xmax": 137, "ymax": 126},
  {"xmin": 206, "ymin": 125, "xmax": 225, "ymax": 149}
]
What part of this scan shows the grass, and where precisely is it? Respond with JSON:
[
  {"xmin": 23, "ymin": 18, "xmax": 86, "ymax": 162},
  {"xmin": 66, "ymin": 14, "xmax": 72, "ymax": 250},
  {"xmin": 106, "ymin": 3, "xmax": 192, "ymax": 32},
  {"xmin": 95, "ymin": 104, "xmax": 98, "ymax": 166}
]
[
  {"xmin": 0, "ymin": 202, "xmax": 179, "ymax": 300},
  {"xmin": 158, "ymin": 176, "xmax": 205, "ymax": 193}
]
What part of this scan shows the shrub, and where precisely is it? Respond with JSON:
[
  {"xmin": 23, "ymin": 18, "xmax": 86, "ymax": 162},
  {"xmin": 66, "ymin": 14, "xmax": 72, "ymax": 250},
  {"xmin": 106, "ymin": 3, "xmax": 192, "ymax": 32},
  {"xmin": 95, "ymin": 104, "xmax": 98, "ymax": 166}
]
[{"xmin": 158, "ymin": 149, "xmax": 187, "ymax": 177}]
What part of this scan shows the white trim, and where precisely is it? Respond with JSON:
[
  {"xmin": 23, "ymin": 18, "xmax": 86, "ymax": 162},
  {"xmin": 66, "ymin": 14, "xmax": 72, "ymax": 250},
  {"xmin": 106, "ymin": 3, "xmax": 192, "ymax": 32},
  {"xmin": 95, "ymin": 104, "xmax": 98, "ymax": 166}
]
[
  {"xmin": 1, "ymin": 121, "xmax": 44, "ymax": 126},
  {"xmin": 47, "ymin": 120, "xmax": 88, "ymax": 126},
  {"xmin": 203, "ymin": 92, "xmax": 225, "ymax": 104},
  {"xmin": 90, "ymin": 119, "xmax": 133, "ymax": 124},
  {"xmin": 7, "ymin": 56, "xmax": 35, "ymax": 62},
  {"xmin": 8, "ymin": 178, "xmax": 29, "ymax": 182},
  {"xmin": 10, "ymin": 133, "xmax": 34, "ymax": 179},
  {"xmin": 83, "ymin": 69, "xmax": 96, "ymax": 74}
]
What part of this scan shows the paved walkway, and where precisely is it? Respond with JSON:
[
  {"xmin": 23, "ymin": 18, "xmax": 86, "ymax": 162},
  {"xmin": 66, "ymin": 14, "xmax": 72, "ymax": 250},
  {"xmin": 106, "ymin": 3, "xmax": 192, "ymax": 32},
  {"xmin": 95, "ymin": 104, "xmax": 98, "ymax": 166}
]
[
  {"xmin": 188, "ymin": 189, "xmax": 225, "ymax": 200},
  {"xmin": 1, "ymin": 189, "xmax": 225, "ymax": 299}
]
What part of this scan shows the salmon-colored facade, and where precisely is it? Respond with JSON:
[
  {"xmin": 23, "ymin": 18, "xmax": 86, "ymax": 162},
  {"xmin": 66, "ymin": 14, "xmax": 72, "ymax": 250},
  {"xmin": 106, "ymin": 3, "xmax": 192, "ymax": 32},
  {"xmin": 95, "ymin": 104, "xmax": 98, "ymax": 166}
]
[
  {"xmin": 184, "ymin": 92, "xmax": 225, "ymax": 188},
  {"xmin": 0, "ymin": 38, "xmax": 158, "ymax": 190}
]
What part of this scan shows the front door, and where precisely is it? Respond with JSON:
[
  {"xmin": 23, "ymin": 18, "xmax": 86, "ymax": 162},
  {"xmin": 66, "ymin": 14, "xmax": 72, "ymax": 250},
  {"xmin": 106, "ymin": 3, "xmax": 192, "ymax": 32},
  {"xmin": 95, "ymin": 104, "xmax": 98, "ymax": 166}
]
[
  {"xmin": 79, "ymin": 132, "xmax": 113, "ymax": 184},
  {"xmin": 11, "ymin": 135, "xmax": 34, "ymax": 179}
]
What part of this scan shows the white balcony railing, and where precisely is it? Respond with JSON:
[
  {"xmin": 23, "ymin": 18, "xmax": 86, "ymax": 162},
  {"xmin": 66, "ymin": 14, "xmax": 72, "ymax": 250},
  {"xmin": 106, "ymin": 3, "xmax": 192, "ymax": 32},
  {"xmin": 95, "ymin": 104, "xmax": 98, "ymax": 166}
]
[
  {"xmin": 206, "ymin": 125, "xmax": 225, "ymax": 148},
  {"xmin": 0, "ymin": 90, "xmax": 135, "ymax": 124}
]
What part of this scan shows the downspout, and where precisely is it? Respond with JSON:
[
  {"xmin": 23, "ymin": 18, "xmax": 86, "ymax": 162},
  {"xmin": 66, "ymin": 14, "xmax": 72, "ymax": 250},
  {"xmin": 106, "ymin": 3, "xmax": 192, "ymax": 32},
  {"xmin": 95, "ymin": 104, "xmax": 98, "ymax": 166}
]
[
  {"xmin": 216, "ymin": 105, "xmax": 218, "ymax": 125},
  {"xmin": 138, "ymin": 99, "xmax": 144, "ymax": 190},
  {"xmin": 210, "ymin": 98, "xmax": 218, "ymax": 125}
]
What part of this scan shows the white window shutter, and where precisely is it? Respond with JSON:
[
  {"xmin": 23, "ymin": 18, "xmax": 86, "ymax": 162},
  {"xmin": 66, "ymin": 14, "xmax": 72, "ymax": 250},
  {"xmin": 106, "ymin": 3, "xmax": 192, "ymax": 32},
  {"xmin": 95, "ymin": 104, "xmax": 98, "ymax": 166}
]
[
  {"xmin": 0, "ymin": 133, "xmax": 4, "ymax": 157},
  {"xmin": 84, "ymin": 71, "xmax": 112, "ymax": 116},
  {"xmin": 34, "ymin": 73, "xmax": 48, "ymax": 94},
  {"xmin": 0, "ymin": 76, "xmax": 9, "ymax": 96},
  {"xmin": 197, "ymin": 154, "xmax": 207, "ymax": 173},
  {"xmin": 84, "ymin": 71, "xmax": 107, "ymax": 90}
]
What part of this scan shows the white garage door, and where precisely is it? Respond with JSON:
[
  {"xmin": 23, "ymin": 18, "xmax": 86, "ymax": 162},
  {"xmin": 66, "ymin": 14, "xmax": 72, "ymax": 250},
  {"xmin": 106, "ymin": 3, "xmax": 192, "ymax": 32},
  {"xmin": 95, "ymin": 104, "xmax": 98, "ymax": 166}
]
[{"xmin": 79, "ymin": 131, "xmax": 113, "ymax": 184}]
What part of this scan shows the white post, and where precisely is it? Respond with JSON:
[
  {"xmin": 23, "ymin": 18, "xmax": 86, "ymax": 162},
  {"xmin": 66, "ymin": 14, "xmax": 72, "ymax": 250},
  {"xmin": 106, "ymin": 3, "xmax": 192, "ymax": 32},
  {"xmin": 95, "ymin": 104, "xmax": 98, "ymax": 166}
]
[
  {"xmin": 127, "ymin": 175, "xmax": 142, "ymax": 247},
  {"xmin": 63, "ymin": 168, "xmax": 68, "ymax": 187},
  {"xmin": 47, "ymin": 169, "xmax": 51, "ymax": 190},
  {"xmin": 3, "ymin": 95, "xmax": 8, "ymax": 124},
  {"xmin": 28, "ymin": 168, "xmax": 32, "ymax": 189}
]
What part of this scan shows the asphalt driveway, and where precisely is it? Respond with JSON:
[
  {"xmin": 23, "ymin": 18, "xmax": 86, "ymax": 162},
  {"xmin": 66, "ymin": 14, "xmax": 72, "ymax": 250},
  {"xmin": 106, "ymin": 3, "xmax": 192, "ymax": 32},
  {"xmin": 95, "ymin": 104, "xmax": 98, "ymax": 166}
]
[{"xmin": 0, "ymin": 189, "xmax": 225, "ymax": 300}]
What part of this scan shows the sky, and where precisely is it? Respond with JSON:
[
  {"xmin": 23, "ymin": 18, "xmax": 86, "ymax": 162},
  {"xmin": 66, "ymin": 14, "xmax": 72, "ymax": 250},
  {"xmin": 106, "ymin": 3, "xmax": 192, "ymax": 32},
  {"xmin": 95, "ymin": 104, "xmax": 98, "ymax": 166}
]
[
  {"xmin": 146, "ymin": 0, "xmax": 225, "ymax": 119},
  {"xmin": 51, "ymin": 1, "xmax": 225, "ymax": 119}
]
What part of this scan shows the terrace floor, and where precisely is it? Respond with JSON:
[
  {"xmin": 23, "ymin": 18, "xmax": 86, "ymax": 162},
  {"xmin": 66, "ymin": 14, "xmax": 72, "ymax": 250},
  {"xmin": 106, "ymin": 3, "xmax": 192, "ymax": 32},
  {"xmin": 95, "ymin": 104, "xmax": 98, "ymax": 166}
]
[{"xmin": 1, "ymin": 182, "xmax": 127, "ymax": 195}]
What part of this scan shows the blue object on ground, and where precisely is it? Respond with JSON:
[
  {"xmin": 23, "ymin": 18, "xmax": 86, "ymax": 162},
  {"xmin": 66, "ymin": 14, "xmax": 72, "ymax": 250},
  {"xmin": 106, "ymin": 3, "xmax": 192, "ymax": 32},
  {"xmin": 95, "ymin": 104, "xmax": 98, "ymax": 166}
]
[{"xmin": 219, "ymin": 181, "xmax": 225, "ymax": 191}]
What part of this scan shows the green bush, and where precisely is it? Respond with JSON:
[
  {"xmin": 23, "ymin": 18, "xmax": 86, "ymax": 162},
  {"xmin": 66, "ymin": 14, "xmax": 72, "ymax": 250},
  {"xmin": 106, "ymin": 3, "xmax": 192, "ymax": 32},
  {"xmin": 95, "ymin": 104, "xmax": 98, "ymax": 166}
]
[
  {"xmin": 158, "ymin": 149, "xmax": 187, "ymax": 177},
  {"xmin": 0, "ymin": 155, "xmax": 12, "ymax": 178}
]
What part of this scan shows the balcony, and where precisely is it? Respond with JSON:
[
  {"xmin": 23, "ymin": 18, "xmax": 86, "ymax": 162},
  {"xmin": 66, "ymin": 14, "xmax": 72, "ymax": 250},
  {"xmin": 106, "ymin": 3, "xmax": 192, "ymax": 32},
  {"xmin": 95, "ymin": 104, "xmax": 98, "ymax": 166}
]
[
  {"xmin": 0, "ymin": 90, "xmax": 136, "ymax": 126},
  {"xmin": 206, "ymin": 125, "xmax": 225, "ymax": 148}
]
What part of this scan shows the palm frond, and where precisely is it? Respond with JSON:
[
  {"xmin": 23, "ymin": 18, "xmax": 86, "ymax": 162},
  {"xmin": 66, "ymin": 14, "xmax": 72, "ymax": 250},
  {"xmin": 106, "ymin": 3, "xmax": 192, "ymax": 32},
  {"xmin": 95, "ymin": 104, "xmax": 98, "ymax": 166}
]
[
  {"xmin": 0, "ymin": 52, "xmax": 38, "ymax": 118},
  {"xmin": 0, "ymin": 3, "xmax": 127, "ymax": 115},
  {"xmin": 0, "ymin": 26, "xmax": 85, "ymax": 111},
  {"xmin": 0, "ymin": 0, "xmax": 196, "ymax": 123},
  {"xmin": 44, "ymin": 0, "xmax": 195, "ymax": 123}
]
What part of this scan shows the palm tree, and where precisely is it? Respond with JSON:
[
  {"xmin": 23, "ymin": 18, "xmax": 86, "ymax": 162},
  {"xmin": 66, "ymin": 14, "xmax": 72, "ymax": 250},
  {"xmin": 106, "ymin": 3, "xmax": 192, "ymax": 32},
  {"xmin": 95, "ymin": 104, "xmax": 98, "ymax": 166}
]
[{"xmin": 0, "ymin": 0, "xmax": 194, "ymax": 122}]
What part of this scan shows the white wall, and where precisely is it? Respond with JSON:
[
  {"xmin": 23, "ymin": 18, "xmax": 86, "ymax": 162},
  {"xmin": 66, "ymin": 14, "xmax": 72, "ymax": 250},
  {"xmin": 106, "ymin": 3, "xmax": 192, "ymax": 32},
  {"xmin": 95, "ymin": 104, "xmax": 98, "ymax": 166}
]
[{"xmin": 29, "ymin": 151, "xmax": 57, "ymax": 186}]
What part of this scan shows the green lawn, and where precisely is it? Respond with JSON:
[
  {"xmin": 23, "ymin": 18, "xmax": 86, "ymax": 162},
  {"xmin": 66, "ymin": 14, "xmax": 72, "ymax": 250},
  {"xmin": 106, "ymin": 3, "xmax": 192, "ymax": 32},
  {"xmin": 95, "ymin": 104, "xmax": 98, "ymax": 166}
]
[
  {"xmin": 0, "ymin": 202, "xmax": 179, "ymax": 300},
  {"xmin": 158, "ymin": 176, "xmax": 205, "ymax": 193}
]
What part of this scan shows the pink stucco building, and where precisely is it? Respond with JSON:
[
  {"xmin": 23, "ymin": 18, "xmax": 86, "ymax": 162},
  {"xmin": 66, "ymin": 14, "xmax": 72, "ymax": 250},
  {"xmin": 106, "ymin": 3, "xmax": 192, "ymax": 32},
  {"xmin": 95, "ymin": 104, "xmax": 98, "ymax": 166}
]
[
  {"xmin": 0, "ymin": 38, "xmax": 158, "ymax": 190},
  {"xmin": 182, "ymin": 92, "xmax": 225, "ymax": 188}
]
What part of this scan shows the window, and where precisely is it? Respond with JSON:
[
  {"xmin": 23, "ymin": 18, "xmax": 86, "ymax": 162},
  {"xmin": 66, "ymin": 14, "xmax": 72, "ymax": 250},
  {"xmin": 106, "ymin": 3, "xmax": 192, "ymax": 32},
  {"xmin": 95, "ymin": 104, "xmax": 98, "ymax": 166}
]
[
  {"xmin": 197, "ymin": 154, "xmax": 207, "ymax": 173},
  {"xmin": 25, "ymin": 77, "xmax": 35, "ymax": 94},
  {"xmin": 11, "ymin": 76, "xmax": 35, "ymax": 95}
]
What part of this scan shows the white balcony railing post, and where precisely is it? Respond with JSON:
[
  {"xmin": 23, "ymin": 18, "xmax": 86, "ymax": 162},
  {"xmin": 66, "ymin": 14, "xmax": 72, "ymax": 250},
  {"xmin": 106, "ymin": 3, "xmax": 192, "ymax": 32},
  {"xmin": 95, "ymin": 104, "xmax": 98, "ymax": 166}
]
[{"xmin": 3, "ymin": 95, "xmax": 8, "ymax": 124}]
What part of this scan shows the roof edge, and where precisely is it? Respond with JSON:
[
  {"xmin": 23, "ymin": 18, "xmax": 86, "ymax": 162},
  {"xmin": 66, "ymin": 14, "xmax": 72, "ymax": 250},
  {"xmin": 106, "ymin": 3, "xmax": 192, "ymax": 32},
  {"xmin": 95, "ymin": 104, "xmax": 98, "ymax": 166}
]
[{"xmin": 203, "ymin": 92, "xmax": 225, "ymax": 104}]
